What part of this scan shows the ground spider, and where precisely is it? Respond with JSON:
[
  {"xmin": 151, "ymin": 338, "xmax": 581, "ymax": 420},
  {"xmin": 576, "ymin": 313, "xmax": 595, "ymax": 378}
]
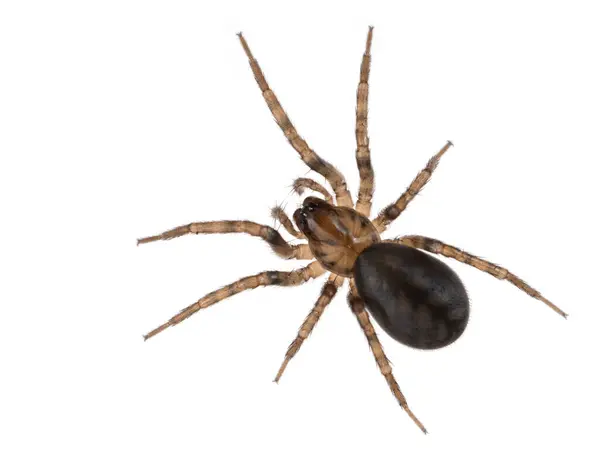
[{"xmin": 138, "ymin": 27, "xmax": 567, "ymax": 433}]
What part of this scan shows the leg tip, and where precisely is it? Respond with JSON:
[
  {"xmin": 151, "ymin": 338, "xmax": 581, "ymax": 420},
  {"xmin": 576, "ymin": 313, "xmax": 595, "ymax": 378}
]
[
  {"xmin": 274, "ymin": 361, "xmax": 289, "ymax": 383},
  {"xmin": 143, "ymin": 322, "xmax": 170, "ymax": 341},
  {"xmin": 447, "ymin": 140, "xmax": 454, "ymax": 147},
  {"xmin": 137, "ymin": 236, "xmax": 159, "ymax": 245},
  {"xmin": 404, "ymin": 407, "xmax": 428, "ymax": 434}
]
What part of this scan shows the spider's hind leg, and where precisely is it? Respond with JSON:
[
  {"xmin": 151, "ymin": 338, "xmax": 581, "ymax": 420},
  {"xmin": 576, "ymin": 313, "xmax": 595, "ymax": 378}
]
[
  {"xmin": 392, "ymin": 235, "xmax": 567, "ymax": 317},
  {"xmin": 144, "ymin": 261, "xmax": 326, "ymax": 340},
  {"xmin": 348, "ymin": 282, "xmax": 427, "ymax": 433}
]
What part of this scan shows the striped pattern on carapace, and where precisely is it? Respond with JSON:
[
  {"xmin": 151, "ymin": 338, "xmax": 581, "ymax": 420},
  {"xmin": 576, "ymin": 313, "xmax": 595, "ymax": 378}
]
[{"xmin": 293, "ymin": 196, "xmax": 380, "ymax": 277}]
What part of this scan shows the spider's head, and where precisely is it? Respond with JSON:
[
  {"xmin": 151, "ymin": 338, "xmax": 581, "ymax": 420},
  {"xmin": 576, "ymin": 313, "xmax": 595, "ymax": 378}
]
[
  {"xmin": 293, "ymin": 196, "xmax": 381, "ymax": 277},
  {"xmin": 293, "ymin": 196, "xmax": 333, "ymax": 240}
]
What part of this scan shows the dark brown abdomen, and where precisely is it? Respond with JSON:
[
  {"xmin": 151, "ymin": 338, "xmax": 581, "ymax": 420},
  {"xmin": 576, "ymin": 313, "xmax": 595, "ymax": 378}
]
[{"xmin": 353, "ymin": 242, "xmax": 470, "ymax": 350}]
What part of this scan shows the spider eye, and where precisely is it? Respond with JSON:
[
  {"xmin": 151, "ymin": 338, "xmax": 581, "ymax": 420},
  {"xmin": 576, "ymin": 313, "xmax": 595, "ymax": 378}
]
[{"xmin": 302, "ymin": 196, "xmax": 323, "ymax": 212}]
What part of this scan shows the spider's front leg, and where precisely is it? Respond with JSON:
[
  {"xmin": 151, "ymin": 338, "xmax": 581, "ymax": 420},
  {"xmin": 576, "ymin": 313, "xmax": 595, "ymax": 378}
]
[
  {"xmin": 391, "ymin": 235, "xmax": 567, "ymax": 317},
  {"xmin": 237, "ymin": 33, "xmax": 353, "ymax": 208},
  {"xmin": 348, "ymin": 282, "xmax": 427, "ymax": 433},
  {"xmin": 137, "ymin": 220, "xmax": 312, "ymax": 260},
  {"xmin": 144, "ymin": 261, "xmax": 326, "ymax": 340},
  {"xmin": 373, "ymin": 141, "xmax": 452, "ymax": 233},
  {"xmin": 355, "ymin": 26, "xmax": 375, "ymax": 217}
]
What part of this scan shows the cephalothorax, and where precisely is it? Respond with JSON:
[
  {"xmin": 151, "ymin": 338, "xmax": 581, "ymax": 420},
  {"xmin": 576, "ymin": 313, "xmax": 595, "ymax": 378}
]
[
  {"xmin": 294, "ymin": 196, "xmax": 380, "ymax": 276},
  {"xmin": 138, "ymin": 27, "xmax": 567, "ymax": 434}
]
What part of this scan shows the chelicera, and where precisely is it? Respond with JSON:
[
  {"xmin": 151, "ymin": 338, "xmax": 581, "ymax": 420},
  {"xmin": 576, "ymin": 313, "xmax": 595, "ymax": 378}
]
[{"xmin": 138, "ymin": 27, "xmax": 567, "ymax": 433}]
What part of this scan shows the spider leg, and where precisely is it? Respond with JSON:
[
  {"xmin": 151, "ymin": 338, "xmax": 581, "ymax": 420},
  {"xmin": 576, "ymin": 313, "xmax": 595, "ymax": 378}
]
[
  {"xmin": 292, "ymin": 178, "xmax": 334, "ymax": 204},
  {"xmin": 271, "ymin": 206, "xmax": 303, "ymax": 239},
  {"xmin": 355, "ymin": 26, "xmax": 375, "ymax": 217},
  {"xmin": 274, "ymin": 273, "xmax": 344, "ymax": 382},
  {"xmin": 348, "ymin": 282, "xmax": 427, "ymax": 433},
  {"xmin": 144, "ymin": 261, "xmax": 326, "ymax": 340},
  {"xmin": 137, "ymin": 220, "xmax": 312, "ymax": 260},
  {"xmin": 391, "ymin": 235, "xmax": 567, "ymax": 318},
  {"xmin": 238, "ymin": 33, "xmax": 353, "ymax": 208},
  {"xmin": 373, "ymin": 141, "xmax": 452, "ymax": 232}
]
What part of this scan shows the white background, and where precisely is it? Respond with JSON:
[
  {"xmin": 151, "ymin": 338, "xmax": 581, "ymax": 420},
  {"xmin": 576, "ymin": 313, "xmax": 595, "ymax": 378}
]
[{"xmin": 1, "ymin": 1, "xmax": 599, "ymax": 449}]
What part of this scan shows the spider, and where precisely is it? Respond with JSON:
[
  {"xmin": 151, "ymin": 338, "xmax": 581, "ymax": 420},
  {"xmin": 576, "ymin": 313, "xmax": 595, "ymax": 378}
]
[{"xmin": 138, "ymin": 27, "xmax": 567, "ymax": 434}]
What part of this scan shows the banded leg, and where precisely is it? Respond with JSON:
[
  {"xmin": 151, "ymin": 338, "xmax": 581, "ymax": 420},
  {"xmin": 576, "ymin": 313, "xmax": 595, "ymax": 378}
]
[
  {"xmin": 144, "ymin": 261, "xmax": 326, "ymax": 340},
  {"xmin": 355, "ymin": 26, "xmax": 375, "ymax": 217},
  {"xmin": 292, "ymin": 178, "xmax": 334, "ymax": 204},
  {"xmin": 373, "ymin": 141, "xmax": 453, "ymax": 233},
  {"xmin": 137, "ymin": 220, "xmax": 312, "ymax": 260},
  {"xmin": 392, "ymin": 235, "xmax": 567, "ymax": 318},
  {"xmin": 271, "ymin": 206, "xmax": 303, "ymax": 239},
  {"xmin": 348, "ymin": 282, "xmax": 427, "ymax": 433},
  {"xmin": 238, "ymin": 33, "xmax": 353, "ymax": 208},
  {"xmin": 274, "ymin": 274, "xmax": 344, "ymax": 382}
]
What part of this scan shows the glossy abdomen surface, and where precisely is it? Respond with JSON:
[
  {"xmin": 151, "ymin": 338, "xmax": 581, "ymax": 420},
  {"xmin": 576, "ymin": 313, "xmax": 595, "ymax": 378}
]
[{"xmin": 354, "ymin": 242, "xmax": 469, "ymax": 350}]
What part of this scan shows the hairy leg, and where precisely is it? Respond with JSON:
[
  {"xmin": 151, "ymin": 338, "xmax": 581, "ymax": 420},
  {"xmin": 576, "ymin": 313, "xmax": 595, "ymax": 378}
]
[
  {"xmin": 271, "ymin": 206, "xmax": 303, "ymax": 239},
  {"xmin": 144, "ymin": 261, "xmax": 326, "ymax": 340},
  {"xmin": 355, "ymin": 26, "xmax": 375, "ymax": 217},
  {"xmin": 373, "ymin": 141, "xmax": 452, "ymax": 232},
  {"xmin": 238, "ymin": 33, "xmax": 353, "ymax": 208},
  {"xmin": 274, "ymin": 273, "xmax": 344, "ymax": 382},
  {"xmin": 348, "ymin": 282, "xmax": 427, "ymax": 433},
  {"xmin": 292, "ymin": 178, "xmax": 334, "ymax": 204},
  {"xmin": 138, "ymin": 220, "xmax": 312, "ymax": 260},
  {"xmin": 391, "ymin": 235, "xmax": 567, "ymax": 317}
]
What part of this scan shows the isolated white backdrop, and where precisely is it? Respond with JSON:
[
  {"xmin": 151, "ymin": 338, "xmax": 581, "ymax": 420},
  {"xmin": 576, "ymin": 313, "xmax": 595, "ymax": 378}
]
[{"xmin": 1, "ymin": 1, "xmax": 599, "ymax": 449}]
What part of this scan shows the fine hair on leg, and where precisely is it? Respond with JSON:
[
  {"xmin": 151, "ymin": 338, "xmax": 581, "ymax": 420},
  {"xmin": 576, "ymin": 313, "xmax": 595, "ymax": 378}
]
[
  {"xmin": 292, "ymin": 178, "xmax": 334, "ymax": 205},
  {"xmin": 391, "ymin": 235, "xmax": 567, "ymax": 317},
  {"xmin": 347, "ymin": 282, "xmax": 427, "ymax": 433},
  {"xmin": 355, "ymin": 26, "xmax": 375, "ymax": 217},
  {"xmin": 238, "ymin": 33, "xmax": 353, "ymax": 207},
  {"xmin": 274, "ymin": 273, "xmax": 344, "ymax": 382},
  {"xmin": 144, "ymin": 261, "xmax": 326, "ymax": 340},
  {"xmin": 373, "ymin": 141, "xmax": 453, "ymax": 232},
  {"xmin": 271, "ymin": 206, "xmax": 303, "ymax": 239},
  {"xmin": 138, "ymin": 220, "xmax": 312, "ymax": 260}
]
